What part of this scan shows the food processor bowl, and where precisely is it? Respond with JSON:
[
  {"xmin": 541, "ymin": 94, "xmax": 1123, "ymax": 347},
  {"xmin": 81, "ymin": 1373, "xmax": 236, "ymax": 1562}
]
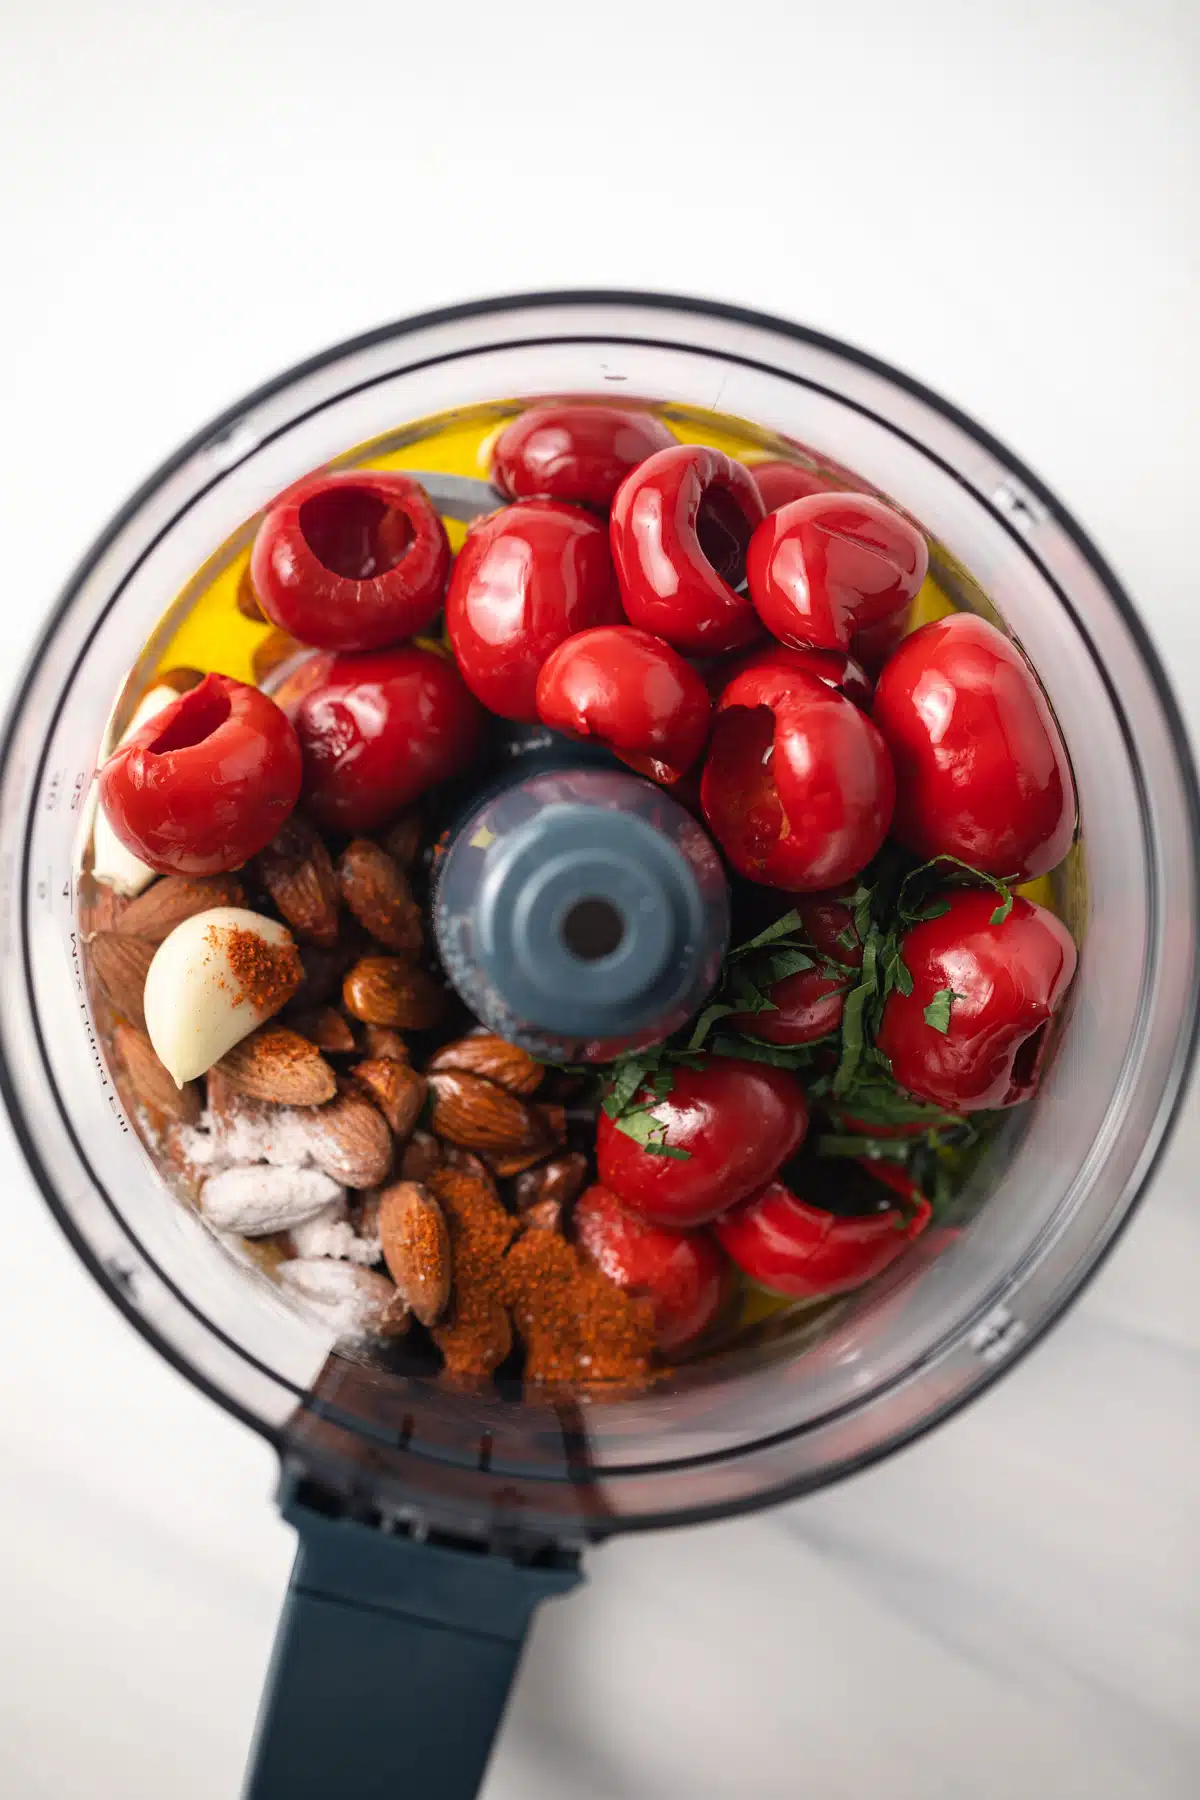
[{"xmin": 2, "ymin": 293, "xmax": 1196, "ymax": 1797}]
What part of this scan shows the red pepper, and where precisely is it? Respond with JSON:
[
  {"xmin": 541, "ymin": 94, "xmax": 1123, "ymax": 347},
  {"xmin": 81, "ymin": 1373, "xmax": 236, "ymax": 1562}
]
[
  {"xmin": 97, "ymin": 673, "xmax": 301, "ymax": 875},
  {"xmin": 596, "ymin": 1055, "xmax": 809, "ymax": 1228},
  {"xmin": 491, "ymin": 404, "xmax": 676, "ymax": 512},
  {"xmin": 701, "ymin": 660, "xmax": 895, "ymax": 890},
  {"xmin": 535, "ymin": 625, "xmax": 712, "ymax": 784},
  {"xmin": 574, "ymin": 1184, "xmax": 730, "ymax": 1351},
  {"xmin": 876, "ymin": 888, "xmax": 1078, "ymax": 1110},
  {"xmin": 871, "ymin": 613, "xmax": 1077, "ymax": 880},
  {"xmin": 746, "ymin": 492, "xmax": 928, "ymax": 654},
  {"xmin": 610, "ymin": 444, "xmax": 766, "ymax": 654},
  {"xmin": 286, "ymin": 644, "xmax": 484, "ymax": 834},
  {"xmin": 728, "ymin": 965, "xmax": 851, "ymax": 1046},
  {"xmin": 750, "ymin": 460, "xmax": 836, "ymax": 511},
  {"xmin": 711, "ymin": 643, "xmax": 873, "ymax": 711},
  {"xmin": 714, "ymin": 1162, "xmax": 932, "ymax": 1299},
  {"xmin": 446, "ymin": 499, "xmax": 623, "ymax": 721},
  {"xmin": 251, "ymin": 470, "xmax": 451, "ymax": 652}
]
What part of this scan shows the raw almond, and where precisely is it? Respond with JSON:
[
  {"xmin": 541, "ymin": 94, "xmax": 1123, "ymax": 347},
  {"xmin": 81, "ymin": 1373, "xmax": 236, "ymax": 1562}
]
[
  {"xmin": 216, "ymin": 1026, "xmax": 337, "ymax": 1106},
  {"xmin": 286, "ymin": 1006, "xmax": 358, "ymax": 1053},
  {"xmin": 536, "ymin": 1102, "xmax": 568, "ymax": 1146},
  {"xmin": 276, "ymin": 1259, "xmax": 410, "ymax": 1340},
  {"xmin": 522, "ymin": 1198, "xmax": 563, "ymax": 1233},
  {"xmin": 337, "ymin": 839, "xmax": 422, "ymax": 953},
  {"xmin": 440, "ymin": 1144, "xmax": 498, "ymax": 1193},
  {"xmin": 293, "ymin": 940, "xmax": 359, "ymax": 1010},
  {"xmin": 303, "ymin": 1085, "xmax": 393, "ymax": 1189},
  {"xmin": 79, "ymin": 877, "xmax": 127, "ymax": 937},
  {"xmin": 380, "ymin": 812, "xmax": 422, "ymax": 868},
  {"xmin": 118, "ymin": 873, "xmax": 246, "ymax": 944},
  {"xmin": 113, "ymin": 1022, "xmax": 202, "ymax": 1125},
  {"xmin": 200, "ymin": 1164, "xmax": 344, "ymax": 1234},
  {"xmin": 362, "ymin": 1025, "xmax": 409, "ymax": 1063},
  {"xmin": 342, "ymin": 956, "xmax": 444, "ymax": 1030},
  {"xmin": 484, "ymin": 1143, "xmax": 556, "ymax": 1179},
  {"xmin": 351, "ymin": 1058, "xmax": 427, "ymax": 1138},
  {"xmin": 427, "ymin": 1033, "xmax": 543, "ymax": 1097},
  {"xmin": 89, "ymin": 932, "xmax": 154, "ymax": 1030},
  {"xmin": 254, "ymin": 815, "xmax": 340, "ymax": 947},
  {"xmin": 427, "ymin": 1071, "xmax": 542, "ymax": 1153},
  {"xmin": 236, "ymin": 561, "xmax": 266, "ymax": 621},
  {"xmin": 399, "ymin": 1130, "xmax": 442, "ymax": 1183},
  {"xmin": 378, "ymin": 1180, "xmax": 452, "ymax": 1326},
  {"xmin": 514, "ymin": 1151, "xmax": 590, "ymax": 1215}
]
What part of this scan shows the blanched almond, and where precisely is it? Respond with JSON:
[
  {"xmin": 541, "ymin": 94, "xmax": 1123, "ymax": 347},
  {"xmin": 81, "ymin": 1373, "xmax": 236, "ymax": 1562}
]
[
  {"xmin": 143, "ymin": 907, "xmax": 301, "ymax": 1085},
  {"xmin": 351, "ymin": 1059, "xmax": 426, "ymax": 1138},
  {"xmin": 427, "ymin": 1071, "xmax": 543, "ymax": 1153},
  {"xmin": 90, "ymin": 933, "xmax": 155, "ymax": 1030},
  {"xmin": 303, "ymin": 1086, "xmax": 393, "ymax": 1189},
  {"xmin": 254, "ymin": 815, "xmax": 340, "ymax": 947},
  {"xmin": 427, "ymin": 1034, "xmax": 543, "ymax": 1097},
  {"xmin": 113, "ymin": 1022, "xmax": 201, "ymax": 1125},
  {"xmin": 342, "ymin": 956, "xmax": 444, "ymax": 1030},
  {"xmin": 378, "ymin": 1181, "xmax": 451, "ymax": 1326},
  {"xmin": 200, "ymin": 1165, "xmax": 344, "ymax": 1234},
  {"xmin": 276, "ymin": 1259, "xmax": 410, "ymax": 1340},
  {"xmin": 216, "ymin": 1026, "xmax": 336, "ymax": 1106},
  {"xmin": 118, "ymin": 873, "xmax": 246, "ymax": 944},
  {"xmin": 337, "ymin": 839, "xmax": 422, "ymax": 953}
]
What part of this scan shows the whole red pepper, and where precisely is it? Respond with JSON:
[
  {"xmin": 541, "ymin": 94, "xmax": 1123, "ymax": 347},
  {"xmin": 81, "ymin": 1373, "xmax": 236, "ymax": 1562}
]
[
  {"xmin": 596, "ymin": 1055, "xmax": 809, "ymax": 1228},
  {"xmin": 574, "ymin": 1184, "xmax": 730, "ymax": 1351},
  {"xmin": 97, "ymin": 673, "xmax": 301, "ymax": 875},
  {"xmin": 746, "ymin": 492, "xmax": 928, "ymax": 654},
  {"xmin": 446, "ymin": 499, "xmax": 623, "ymax": 720},
  {"xmin": 536, "ymin": 624, "xmax": 712, "ymax": 784},
  {"xmin": 286, "ymin": 644, "xmax": 484, "ymax": 834},
  {"xmin": 728, "ymin": 963, "xmax": 851, "ymax": 1045},
  {"xmin": 876, "ymin": 888, "xmax": 1078, "ymax": 1110},
  {"xmin": 711, "ymin": 643, "xmax": 873, "ymax": 711},
  {"xmin": 251, "ymin": 469, "xmax": 451, "ymax": 652},
  {"xmin": 750, "ymin": 460, "xmax": 836, "ymax": 511},
  {"xmin": 714, "ymin": 1161, "xmax": 932, "ymax": 1299},
  {"xmin": 491, "ymin": 404, "xmax": 676, "ymax": 512},
  {"xmin": 610, "ymin": 444, "xmax": 766, "ymax": 654},
  {"xmin": 871, "ymin": 613, "xmax": 1078, "ymax": 880},
  {"xmin": 701, "ymin": 661, "xmax": 895, "ymax": 890}
]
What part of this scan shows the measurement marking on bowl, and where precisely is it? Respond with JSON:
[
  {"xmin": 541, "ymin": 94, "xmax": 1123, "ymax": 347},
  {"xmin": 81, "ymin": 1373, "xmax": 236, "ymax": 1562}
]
[
  {"xmin": 991, "ymin": 478, "xmax": 1048, "ymax": 533},
  {"xmin": 969, "ymin": 1304, "xmax": 1028, "ymax": 1364}
]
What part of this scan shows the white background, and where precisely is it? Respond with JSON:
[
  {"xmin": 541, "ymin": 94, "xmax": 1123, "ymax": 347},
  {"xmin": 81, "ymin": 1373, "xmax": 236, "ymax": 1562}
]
[{"xmin": 1, "ymin": 4, "xmax": 1197, "ymax": 1797}]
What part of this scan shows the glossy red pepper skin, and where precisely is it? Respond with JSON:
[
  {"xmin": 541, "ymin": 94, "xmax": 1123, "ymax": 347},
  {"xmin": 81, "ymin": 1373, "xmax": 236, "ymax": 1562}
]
[
  {"xmin": 251, "ymin": 470, "xmax": 451, "ymax": 652},
  {"xmin": 746, "ymin": 492, "xmax": 929, "ymax": 654},
  {"xmin": 701, "ymin": 662, "xmax": 895, "ymax": 890},
  {"xmin": 876, "ymin": 888, "xmax": 1078, "ymax": 1110},
  {"xmin": 728, "ymin": 965, "xmax": 850, "ymax": 1044},
  {"xmin": 491, "ymin": 404, "xmax": 676, "ymax": 512},
  {"xmin": 793, "ymin": 885, "xmax": 864, "ymax": 967},
  {"xmin": 610, "ymin": 444, "xmax": 766, "ymax": 654},
  {"xmin": 871, "ymin": 613, "xmax": 1077, "ymax": 880},
  {"xmin": 715, "ymin": 1164, "xmax": 932, "ymax": 1298},
  {"xmin": 750, "ymin": 460, "xmax": 835, "ymax": 511},
  {"xmin": 445, "ymin": 499, "xmax": 623, "ymax": 721},
  {"xmin": 574, "ymin": 1184, "xmax": 730, "ymax": 1351},
  {"xmin": 97, "ymin": 674, "xmax": 301, "ymax": 875},
  {"xmin": 711, "ymin": 643, "xmax": 873, "ymax": 711},
  {"xmin": 596, "ymin": 1055, "xmax": 809, "ymax": 1228},
  {"xmin": 535, "ymin": 625, "xmax": 712, "ymax": 784},
  {"xmin": 286, "ymin": 645, "xmax": 484, "ymax": 834}
]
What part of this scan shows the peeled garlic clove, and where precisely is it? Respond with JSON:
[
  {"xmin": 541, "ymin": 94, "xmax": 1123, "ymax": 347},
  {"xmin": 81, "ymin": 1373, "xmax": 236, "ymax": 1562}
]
[
  {"xmin": 199, "ymin": 1165, "xmax": 344, "ymax": 1235},
  {"xmin": 90, "ymin": 685, "xmax": 184, "ymax": 895},
  {"xmin": 144, "ymin": 905, "xmax": 301, "ymax": 1085}
]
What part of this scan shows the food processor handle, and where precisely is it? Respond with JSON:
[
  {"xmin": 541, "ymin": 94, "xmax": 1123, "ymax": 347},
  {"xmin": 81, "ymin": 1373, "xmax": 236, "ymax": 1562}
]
[{"xmin": 243, "ymin": 1480, "xmax": 583, "ymax": 1800}]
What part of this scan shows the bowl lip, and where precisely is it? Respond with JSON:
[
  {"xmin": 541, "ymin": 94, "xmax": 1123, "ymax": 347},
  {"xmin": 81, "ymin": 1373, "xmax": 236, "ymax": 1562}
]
[{"xmin": 3, "ymin": 287, "xmax": 1198, "ymax": 1536}]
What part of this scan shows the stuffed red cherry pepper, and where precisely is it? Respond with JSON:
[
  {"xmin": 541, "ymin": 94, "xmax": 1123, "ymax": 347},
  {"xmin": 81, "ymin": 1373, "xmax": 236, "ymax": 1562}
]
[
  {"xmin": 610, "ymin": 444, "xmax": 765, "ymax": 654},
  {"xmin": 574, "ymin": 1184, "xmax": 730, "ymax": 1351},
  {"xmin": 746, "ymin": 492, "xmax": 928, "ymax": 655},
  {"xmin": 491, "ymin": 404, "xmax": 676, "ymax": 511},
  {"xmin": 536, "ymin": 624, "xmax": 711, "ymax": 784}
]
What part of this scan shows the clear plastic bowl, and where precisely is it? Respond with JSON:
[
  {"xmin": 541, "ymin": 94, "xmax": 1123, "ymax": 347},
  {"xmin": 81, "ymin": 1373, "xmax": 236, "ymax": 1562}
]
[{"xmin": 1, "ymin": 291, "xmax": 1196, "ymax": 1544}]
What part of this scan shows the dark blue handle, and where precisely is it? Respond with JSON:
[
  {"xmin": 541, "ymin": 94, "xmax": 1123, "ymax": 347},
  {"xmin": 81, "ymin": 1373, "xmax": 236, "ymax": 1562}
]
[{"xmin": 244, "ymin": 1482, "xmax": 583, "ymax": 1800}]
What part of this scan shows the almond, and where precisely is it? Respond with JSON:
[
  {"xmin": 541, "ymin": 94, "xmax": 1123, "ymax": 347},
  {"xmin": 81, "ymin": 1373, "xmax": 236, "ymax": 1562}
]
[
  {"xmin": 89, "ymin": 932, "xmax": 154, "ymax": 1030},
  {"xmin": 427, "ymin": 1034, "xmax": 543, "ymax": 1097},
  {"xmin": 380, "ymin": 811, "xmax": 422, "ymax": 869},
  {"xmin": 286, "ymin": 1006, "xmax": 358, "ymax": 1053},
  {"xmin": 293, "ymin": 940, "xmax": 359, "ymax": 1010},
  {"xmin": 276, "ymin": 1259, "xmax": 410, "ymax": 1340},
  {"xmin": 427, "ymin": 1070, "xmax": 542, "ymax": 1153},
  {"xmin": 303, "ymin": 1086, "xmax": 393, "ymax": 1189},
  {"xmin": 399, "ymin": 1130, "xmax": 442, "ymax": 1183},
  {"xmin": 362, "ymin": 1025, "xmax": 409, "ymax": 1063},
  {"xmin": 79, "ymin": 876, "xmax": 127, "ymax": 937},
  {"xmin": 536, "ymin": 1102, "xmax": 568, "ymax": 1146},
  {"xmin": 484, "ymin": 1143, "xmax": 556, "ymax": 1179},
  {"xmin": 378, "ymin": 1181, "xmax": 452, "ymax": 1326},
  {"xmin": 254, "ymin": 815, "xmax": 340, "ymax": 947},
  {"xmin": 155, "ymin": 666, "xmax": 206, "ymax": 694},
  {"xmin": 236, "ymin": 561, "xmax": 266, "ymax": 621},
  {"xmin": 337, "ymin": 839, "xmax": 422, "ymax": 953},
  {"xmin": 113, "ymin": 1022, "xmax": 202, "ymax": 1125},
  {"xmin": 351, "ymin": 1058, "xmax": 427, "ymax": 1139},
  {"xmin": 342, "ymin": 956, "xmax": 444, "ymax": 1030},
  {"xmin": 118, "ymin": 873, "xmax": 246, "ymax": 944},
  {"xmin": 216, "ymin": 1026, "xmax": 337, "ymax": 1106},
  {"xmin": 522, "ymin": 1198, "xmax": 563, "ymax": 1233},
  {"xmin": 514, "ymin": 1151, "xmax": 590, "ymax": 1215},
  {"xmin": 200, "ymin": 1164, "xmax": 344, "ymax": 1234},
  {"xmin": 439, "ymin": 1144, "xmax": 497, "ymax": 1192},
  {"xmin": 252, "ymin": 627, "xmax": 306, "ymax": 686}
]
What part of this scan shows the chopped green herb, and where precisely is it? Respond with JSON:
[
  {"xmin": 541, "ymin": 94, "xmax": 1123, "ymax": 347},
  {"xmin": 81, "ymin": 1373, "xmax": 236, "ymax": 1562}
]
[
  {"xmin": 729, "ymin": 909, "xmax": 807, "ymax": 957},
  {"xmin": 990, "ymin": 892, "xmax": 1014, "ymax": 926},
  {"xmin": 686, "ymin": 1003, "xmax": 734, "ymax": 1051},
  {"xmin": 815, "ymin": 1133, "xmax": 911, "ymax": 1161},
  {"xmin": 710, "ymin": 1035, "xmax": 822, "ymax": 1070},
  {"xmin": 613, "ymin": 1102, "xmax": 690, "ymax": 1159},
  {"xmin": 923, "ymin": 988, "xmax": 963, "ymax": 1033},
  {"xmin": 836, "ymin": 925, "xmax": 859, "ymax": 953},
  {"xmin": 764, "ymin": 947, "xmax": 816, "ymax": 982}
]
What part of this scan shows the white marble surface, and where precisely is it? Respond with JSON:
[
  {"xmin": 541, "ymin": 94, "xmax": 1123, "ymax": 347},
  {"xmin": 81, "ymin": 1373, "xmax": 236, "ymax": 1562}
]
[{"xmin": 2, "ymin": 3, "xmax": 1198, "ymax": 1797}]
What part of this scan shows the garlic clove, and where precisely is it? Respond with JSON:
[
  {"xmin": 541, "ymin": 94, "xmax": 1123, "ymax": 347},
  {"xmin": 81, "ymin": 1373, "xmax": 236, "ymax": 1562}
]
[
  {"xmin": 90, "ymin": 685, "xmax": 184, "ymax": 895},
  {"xmin": 144, "ymin": 905, "xmax": 300, "ymax": 1085}
]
